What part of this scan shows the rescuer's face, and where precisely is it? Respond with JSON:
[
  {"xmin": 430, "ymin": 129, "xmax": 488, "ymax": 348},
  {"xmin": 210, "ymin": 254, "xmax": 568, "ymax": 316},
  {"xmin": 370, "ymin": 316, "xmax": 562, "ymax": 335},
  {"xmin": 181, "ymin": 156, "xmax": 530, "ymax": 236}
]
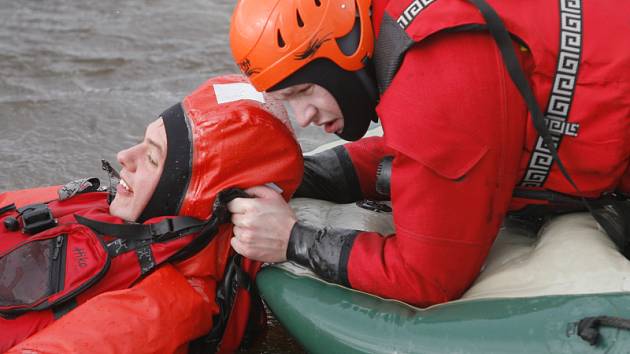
[
  {"xmin": 269, "ymin": 83, "xmax": 344, "ymax": 135},
  {"xmin": 109, "ymin": 118, "xmax": 166, "ymax": 221}
]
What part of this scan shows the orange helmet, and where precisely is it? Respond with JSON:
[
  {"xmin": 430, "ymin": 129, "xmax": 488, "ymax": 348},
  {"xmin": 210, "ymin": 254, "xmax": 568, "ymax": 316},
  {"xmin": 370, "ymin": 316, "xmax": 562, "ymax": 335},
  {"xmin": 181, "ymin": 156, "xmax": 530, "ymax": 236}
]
[
  {"xmin": 230, "ymin": 0, "xmax": 374, "ymax": 92},
  {"xmin": 230, "ymin": 0, "xmax": 378, "ymax": 141}
]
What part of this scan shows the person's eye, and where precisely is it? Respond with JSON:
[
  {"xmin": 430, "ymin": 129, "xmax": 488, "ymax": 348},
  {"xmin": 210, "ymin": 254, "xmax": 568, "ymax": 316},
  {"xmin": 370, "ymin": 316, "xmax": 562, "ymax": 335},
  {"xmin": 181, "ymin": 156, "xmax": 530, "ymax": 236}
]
[
  {"xmin": 280, "ymin": 90, "xmax": 297, "ymax": 99},
  {"xmin": 297, "ymin": 85, "xmax": 312, "ymax": 95},
  {"xmin": 147, "ymin": 154, "xmax": 158, "ymax": 167}
]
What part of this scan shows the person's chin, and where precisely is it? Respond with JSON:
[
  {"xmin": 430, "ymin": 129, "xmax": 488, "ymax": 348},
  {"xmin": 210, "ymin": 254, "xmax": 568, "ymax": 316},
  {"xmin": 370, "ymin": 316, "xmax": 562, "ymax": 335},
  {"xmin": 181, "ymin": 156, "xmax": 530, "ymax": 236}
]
[{"xmin": 109, "ymin": 198, "xmax": 133, "ymax": 221}]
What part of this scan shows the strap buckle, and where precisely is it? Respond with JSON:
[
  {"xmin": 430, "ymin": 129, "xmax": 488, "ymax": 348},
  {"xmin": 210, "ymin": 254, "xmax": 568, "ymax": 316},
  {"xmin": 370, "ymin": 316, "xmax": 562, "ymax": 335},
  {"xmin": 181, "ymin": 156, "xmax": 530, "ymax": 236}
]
[
  {"xmin": 19, "ymin": 204, "xmax": 58, "ymax": 235},
  {"xmin": 150, "ymin": 218, "xmax": 176, "ymax": 240}
]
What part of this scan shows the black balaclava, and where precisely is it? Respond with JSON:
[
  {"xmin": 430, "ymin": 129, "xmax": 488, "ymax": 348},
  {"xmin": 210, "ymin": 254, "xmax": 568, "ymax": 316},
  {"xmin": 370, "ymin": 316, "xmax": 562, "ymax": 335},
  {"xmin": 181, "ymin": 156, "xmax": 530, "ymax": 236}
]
[
  {"xmin": 136, "ymin": 103, "xmax": 193, "ymax": 222},
  {"xmin": 269, "ymin": 16, "xmax": 379, "ymax": 141}
]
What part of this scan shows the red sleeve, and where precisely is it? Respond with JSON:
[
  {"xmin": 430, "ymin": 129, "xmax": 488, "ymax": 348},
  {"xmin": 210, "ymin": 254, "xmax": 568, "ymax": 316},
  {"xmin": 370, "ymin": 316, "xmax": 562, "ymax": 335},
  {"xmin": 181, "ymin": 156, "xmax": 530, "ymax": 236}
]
[
  {"xmin": 345, "ymin": 31, "xmax": 530, "ymax": 306},
  {"xmin": 344, "ymin": 136, "xmax": 395, "ymax": 200}
]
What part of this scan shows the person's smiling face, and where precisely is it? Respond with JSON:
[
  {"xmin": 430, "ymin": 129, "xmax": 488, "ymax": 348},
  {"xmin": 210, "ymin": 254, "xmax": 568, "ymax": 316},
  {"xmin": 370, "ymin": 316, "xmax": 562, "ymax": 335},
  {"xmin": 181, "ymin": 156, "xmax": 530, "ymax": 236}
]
[
  {"xmin": 269, "ymin": 83, "xmax": 344, "ymax": 134},
  {"xmin": 109, "ymin": 118, "xmax": 167, "ymax": 221}
]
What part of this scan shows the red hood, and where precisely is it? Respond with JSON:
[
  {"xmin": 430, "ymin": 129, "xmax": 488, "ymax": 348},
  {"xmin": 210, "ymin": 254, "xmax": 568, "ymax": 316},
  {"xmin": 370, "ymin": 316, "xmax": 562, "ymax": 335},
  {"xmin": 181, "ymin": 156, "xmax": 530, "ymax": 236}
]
[{"xmin": 178, "ymin": 75, "xmax": 303, "ymax": 220}]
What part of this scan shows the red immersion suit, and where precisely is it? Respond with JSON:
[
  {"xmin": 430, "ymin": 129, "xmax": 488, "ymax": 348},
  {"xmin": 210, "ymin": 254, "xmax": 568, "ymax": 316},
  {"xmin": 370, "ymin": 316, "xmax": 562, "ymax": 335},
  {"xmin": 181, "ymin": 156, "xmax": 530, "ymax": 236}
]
[
  {"xmin": 1, "ymin": 75, "xmax": 303, "ymax": 353},
  {"xmin": 339, "ymin": 0, "xmax": 630, "ymax": 306}
]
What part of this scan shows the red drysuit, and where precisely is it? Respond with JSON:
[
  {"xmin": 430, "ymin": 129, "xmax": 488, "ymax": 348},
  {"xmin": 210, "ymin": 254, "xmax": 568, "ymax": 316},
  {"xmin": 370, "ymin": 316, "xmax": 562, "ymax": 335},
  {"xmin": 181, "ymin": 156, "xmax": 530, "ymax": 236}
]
[{"xmin": 335, "ymin": 0, "xmax": 630, "ymax": 306}]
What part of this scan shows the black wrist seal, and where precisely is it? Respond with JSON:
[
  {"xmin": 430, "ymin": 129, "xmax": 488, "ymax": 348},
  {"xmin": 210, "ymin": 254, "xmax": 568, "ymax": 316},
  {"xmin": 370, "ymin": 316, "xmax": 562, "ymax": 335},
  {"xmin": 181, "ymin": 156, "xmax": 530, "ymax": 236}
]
[{"xmin": 286, "ymin": 221, "xmax": 360, "ymax": 287}]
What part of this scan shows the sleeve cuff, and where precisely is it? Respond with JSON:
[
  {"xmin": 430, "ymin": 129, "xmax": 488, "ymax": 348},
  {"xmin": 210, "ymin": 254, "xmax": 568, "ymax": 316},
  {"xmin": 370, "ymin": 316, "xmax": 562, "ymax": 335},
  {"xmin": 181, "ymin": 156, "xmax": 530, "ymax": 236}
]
[{"xmin": 286, "ymin": 221, "xmax": 360, "ymax": 287}]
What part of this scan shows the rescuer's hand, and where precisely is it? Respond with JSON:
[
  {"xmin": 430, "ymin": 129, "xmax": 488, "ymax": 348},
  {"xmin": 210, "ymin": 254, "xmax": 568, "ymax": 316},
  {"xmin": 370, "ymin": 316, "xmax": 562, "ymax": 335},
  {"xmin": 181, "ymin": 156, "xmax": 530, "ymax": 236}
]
[{"xmin": 228, "ymin": 185, "xmax": 297, "ymax": 263}]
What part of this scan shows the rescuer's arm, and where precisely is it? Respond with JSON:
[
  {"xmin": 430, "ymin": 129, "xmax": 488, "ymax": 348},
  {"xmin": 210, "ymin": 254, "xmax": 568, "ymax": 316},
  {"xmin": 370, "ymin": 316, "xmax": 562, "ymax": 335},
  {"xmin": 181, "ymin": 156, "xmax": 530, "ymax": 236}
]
[
  {"xmin": 7, "ymin": 265, "xmax": 215, "ymax": 354},
  {"xmin": 228, "ymin": 139, "xmax": 393, "ymax": 267},
  {"xmin": 287, "ymin": 31, "xmax": 531, "ymax": 305},
  {"xmin": 295, "ymin": 136, "xmax": 394, "ymax": 202}
]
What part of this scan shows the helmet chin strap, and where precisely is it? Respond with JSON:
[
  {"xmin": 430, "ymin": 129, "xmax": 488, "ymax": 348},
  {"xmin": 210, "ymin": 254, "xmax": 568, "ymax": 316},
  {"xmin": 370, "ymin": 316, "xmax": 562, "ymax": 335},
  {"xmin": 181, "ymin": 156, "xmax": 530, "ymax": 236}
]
[{"xmin": 337, "ymin": 11, "xmax": 380, "ymax": 107}]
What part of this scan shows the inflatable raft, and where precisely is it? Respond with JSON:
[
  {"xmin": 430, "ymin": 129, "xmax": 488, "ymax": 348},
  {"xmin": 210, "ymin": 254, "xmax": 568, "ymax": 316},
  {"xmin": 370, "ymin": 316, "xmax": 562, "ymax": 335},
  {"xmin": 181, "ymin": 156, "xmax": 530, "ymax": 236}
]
[{"xmin": 257, "ymin": 129, "xmax": 630, "ymax": 354}]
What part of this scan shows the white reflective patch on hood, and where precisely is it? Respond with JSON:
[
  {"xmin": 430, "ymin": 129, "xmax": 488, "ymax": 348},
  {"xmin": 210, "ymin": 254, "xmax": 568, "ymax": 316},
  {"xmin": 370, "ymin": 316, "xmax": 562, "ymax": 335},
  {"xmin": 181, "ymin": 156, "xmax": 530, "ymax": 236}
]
[{"xmin": 213, "ymin": 83, "xmax": 265, "ymax": 104}]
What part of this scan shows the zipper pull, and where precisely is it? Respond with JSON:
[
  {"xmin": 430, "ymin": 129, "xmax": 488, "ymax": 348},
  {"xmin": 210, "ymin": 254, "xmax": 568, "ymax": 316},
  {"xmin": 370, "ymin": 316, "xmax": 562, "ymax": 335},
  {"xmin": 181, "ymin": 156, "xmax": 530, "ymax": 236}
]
[{"xmin": 52, "ymin": 236, "xmax": 64, "ymax": 260}]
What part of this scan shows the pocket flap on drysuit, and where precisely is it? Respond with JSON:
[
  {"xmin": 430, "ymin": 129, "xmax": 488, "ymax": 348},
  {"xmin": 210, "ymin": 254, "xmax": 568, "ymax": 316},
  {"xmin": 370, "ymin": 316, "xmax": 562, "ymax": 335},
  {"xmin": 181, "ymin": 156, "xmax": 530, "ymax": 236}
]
[{"xmin": 381, "ymin": 113, "xmax": 489, "ymax": 180}]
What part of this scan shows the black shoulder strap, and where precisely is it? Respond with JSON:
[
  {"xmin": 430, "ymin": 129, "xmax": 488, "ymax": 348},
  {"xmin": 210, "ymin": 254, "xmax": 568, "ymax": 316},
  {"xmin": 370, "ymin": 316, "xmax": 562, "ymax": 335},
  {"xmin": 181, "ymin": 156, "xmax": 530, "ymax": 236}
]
[
  {"xmin": 75, "ymin": 188, "xmax": 251, "ymax": 242},
  {"xmin": 189, "ymin": 254, "xmax": 256, "ymax": 354},
  {"xmin": 467, "ymin": 0, "xmax": 630, "ymax": 250},
  {"xmin": 376, "ymin": 0, "xmax": 585, "ymax": 198},
  {"xmin": 466, "ymin": 0, "xmax": 582, "ymax": 197},
  {"xmin": 75, "ymin": 214, "xmax": 205, "ymax": 241},
  {"xmin": 376, "ymin": 0, "xmax": 622, "ymax": 243},
  {"xmin": 373, "ymin": 13, "xmax": 416, "ymax": 94}
]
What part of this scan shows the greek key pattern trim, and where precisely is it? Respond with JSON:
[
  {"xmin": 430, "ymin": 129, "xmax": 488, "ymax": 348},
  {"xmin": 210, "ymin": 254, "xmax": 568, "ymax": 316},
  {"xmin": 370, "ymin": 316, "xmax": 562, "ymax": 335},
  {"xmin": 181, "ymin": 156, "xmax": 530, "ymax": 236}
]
[
  {"xmin": 520, "ymin": 0, "xmax": 582, "ymax": 188},
  {"xmin": 396, "ymin": 0, "xmax": 437, "ymax": 29}
]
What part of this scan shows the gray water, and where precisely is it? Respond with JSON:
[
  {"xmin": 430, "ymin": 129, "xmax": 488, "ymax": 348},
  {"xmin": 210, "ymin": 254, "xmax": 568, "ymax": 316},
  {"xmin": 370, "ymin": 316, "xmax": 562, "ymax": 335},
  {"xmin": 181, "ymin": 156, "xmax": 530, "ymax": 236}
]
[
  {"xmin": 0, "ymin": 0, "xmax": 336, "ymax": 351},
  {"xmin": 0, "ymin": 0, "xmax": 334, "ymax": 192}
]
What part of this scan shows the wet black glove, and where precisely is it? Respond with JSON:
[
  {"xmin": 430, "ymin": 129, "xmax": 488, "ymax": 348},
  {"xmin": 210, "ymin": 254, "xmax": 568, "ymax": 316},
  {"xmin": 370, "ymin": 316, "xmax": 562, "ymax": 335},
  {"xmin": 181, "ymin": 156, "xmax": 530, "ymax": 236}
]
[{"xmin": 286, "ymin": 221, "xmax": 360, "ymax": 287}]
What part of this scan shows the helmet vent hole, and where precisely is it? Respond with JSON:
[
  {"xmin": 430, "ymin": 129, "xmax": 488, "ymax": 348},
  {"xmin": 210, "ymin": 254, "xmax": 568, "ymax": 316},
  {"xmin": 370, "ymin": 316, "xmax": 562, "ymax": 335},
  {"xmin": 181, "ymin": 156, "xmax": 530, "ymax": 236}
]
[
  {"xmin": 296, "ymin": 10, "xmax": 304, "ymax": 27},
  {"xmin": 277, "ymin": 30, "xmax": 286, "ymax": 48},
  {"xmin": 314, "ymin": 0, "xmax": 321, "ymax": 7}
]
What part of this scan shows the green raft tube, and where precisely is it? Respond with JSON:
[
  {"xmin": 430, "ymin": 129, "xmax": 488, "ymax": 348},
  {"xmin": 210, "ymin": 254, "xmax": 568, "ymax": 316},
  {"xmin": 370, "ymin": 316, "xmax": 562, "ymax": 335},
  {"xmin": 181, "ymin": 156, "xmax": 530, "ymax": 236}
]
[{"xmin": 257, "ymin": 197, "xmax": 630, "ymax": 353}]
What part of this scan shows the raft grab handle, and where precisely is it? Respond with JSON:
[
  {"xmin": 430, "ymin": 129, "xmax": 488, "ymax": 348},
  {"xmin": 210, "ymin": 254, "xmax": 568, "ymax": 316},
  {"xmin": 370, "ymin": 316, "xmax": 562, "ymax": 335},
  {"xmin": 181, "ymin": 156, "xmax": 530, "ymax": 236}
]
[{"xmin": 577, "ymin": 315, "xmax": 630, "ymax": 345}]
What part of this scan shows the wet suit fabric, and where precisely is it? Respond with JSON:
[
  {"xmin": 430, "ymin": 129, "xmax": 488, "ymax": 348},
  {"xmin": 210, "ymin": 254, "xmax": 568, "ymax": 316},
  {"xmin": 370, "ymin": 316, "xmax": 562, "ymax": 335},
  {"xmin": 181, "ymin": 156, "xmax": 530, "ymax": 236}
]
[{"xmin": 293, "ymin": 0, "xmax": 630, "ymax": 307}]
